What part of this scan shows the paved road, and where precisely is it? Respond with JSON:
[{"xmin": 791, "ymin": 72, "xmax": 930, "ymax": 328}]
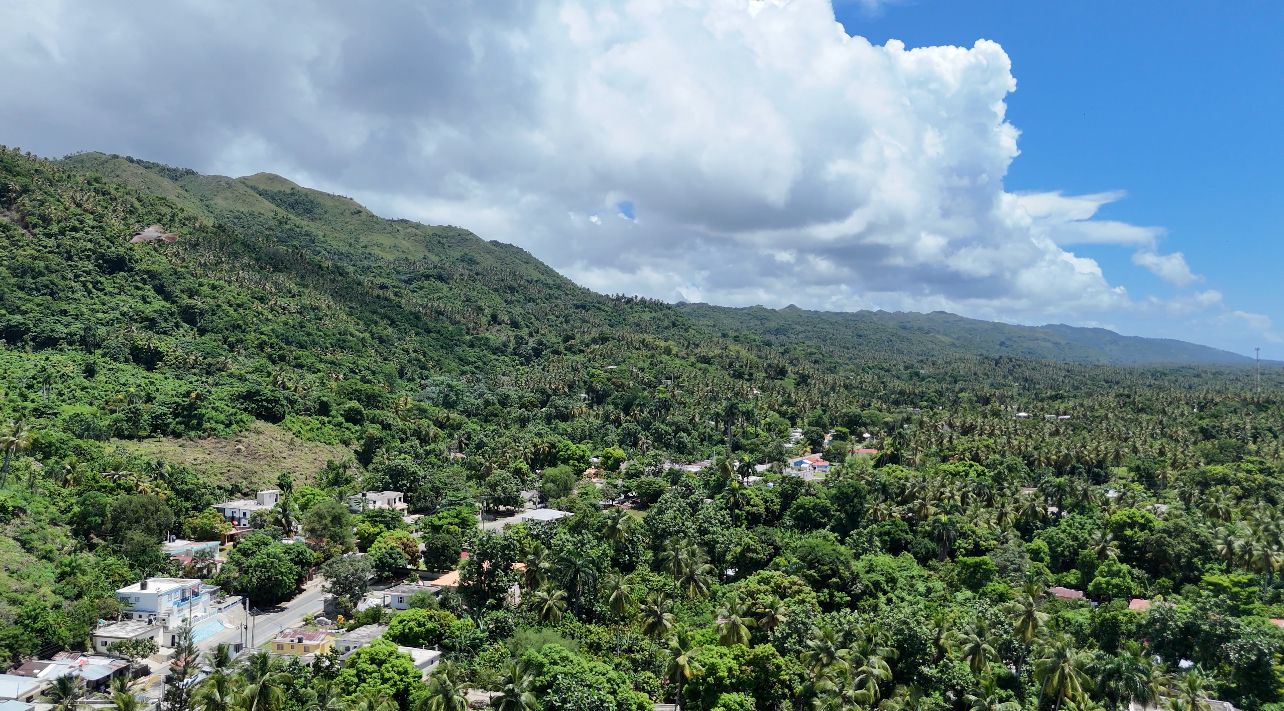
[
  {"xmin": 135, "ymin": 579, "xmax": 327, "ymax": 704},
  {"xmin": 208, "ymin": 578, "xmax": 327, "ymax": 651}
]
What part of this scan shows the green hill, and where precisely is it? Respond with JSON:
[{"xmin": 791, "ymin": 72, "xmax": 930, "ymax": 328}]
[
  {"xmin": 677, "ymin": 304, "xmax": 1252, "ymax": 366},
  {"xmin": 0, "ymin": 147, "xmax": 1271, "ymax": 479}
]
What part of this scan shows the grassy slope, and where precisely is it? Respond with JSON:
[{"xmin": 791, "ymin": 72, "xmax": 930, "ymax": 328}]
[{"xmin": 115, "ymin": 422, "xmax": 353, "ymax": 490}]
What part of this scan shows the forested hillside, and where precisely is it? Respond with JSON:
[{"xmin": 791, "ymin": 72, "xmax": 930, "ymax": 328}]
[{"xmin": 2, "ymin": 147, "xmax": 1284, "ymax": 711}]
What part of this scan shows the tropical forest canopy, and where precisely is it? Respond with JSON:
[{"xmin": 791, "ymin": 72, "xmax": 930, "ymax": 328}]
[{"xmin": 1, "ymin": 146, "xmax": 1284, "ymax": 711}]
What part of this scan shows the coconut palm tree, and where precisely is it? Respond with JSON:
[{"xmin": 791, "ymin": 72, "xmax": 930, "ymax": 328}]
[
  {"xmin": 419, "ymin": 663, "xmax": 468, "ymax": 711},
  {"xmin": 640, "ymin": 591, "xmax": 676, "ymax": 639},
  {"xmin": 1167, "ymin": 670, "xmax": 1212, "ymax": 711},
  {"xmin": 1034, "ymin": 637, "xmax": 1091, "ymax": 711},
  {"xmin": 1006, "ymin": 590, "xmax": 1047, "ymax": 644},
  {"xmin": 664, "ymin": 627, "xmax": 703, "ymax": 706},
  {"xmin": 1091, "ymin": 643, "xmax": 1160, "ymax": 711},
  {"xmin": 522, "ymin": 544, "xmax": 552, "ymax": 591},
  {"xmin": 601, "ymin": 508, "xmax": 634, "ymax": 545},
  {"xmin": 236, "ymin": 674, "xmax": 286, "ymax": 711},
  {"xmin": 716, "ymin": 595, "xmax": 755, "ymax": 646},
  {"xmin": 348, "ymin": 693, "xmax": 396, "ymax": 711},
  {"xmin": 803, "ymin": 626, "xmax": 846, "ymax": 677},
  {"xmin": 0, "ymin": 420, "xmax": 31, "ymax": 488},
  {"xmin": 755, "ymin": 594, "xmax": 788, "ymax": 633},
  {"xmin": 112, "ymin": 690, "xmax": 144, "ymax": 711},
  {"xmin": 556, "ymin": 548, "xmax": 600, "ymax": 616},
  {"xmin": 964, "ymin": 678, "xmax": 1021, "ymax": 711},
  {"xmin": 198, "ymin": 666, "xmax": 238, "ymax": 711},
  {"xmin": 954, "ymin": 624, "xmax": 999, "ymax": 677},
  {"xmin": 299, "ymin": 680, "xmax": 347, "ymax": 711},
  {"xmin": 48, "ymin": 675, "xmax": 84, "ymax": 711},
  {"xmin": 531, "ymin": 587, "xmax": 568, "ymax": 624},
  {"xmin": 493, "ymin": 661, "xmax": 537, "ymax": 711},
  {"xmin": 604, "ymin": 573, "xmax": 633, "ymax": 620},
  {"xmin": 847, "ymin": 627, "xmax": 897, "ymax": 705}
]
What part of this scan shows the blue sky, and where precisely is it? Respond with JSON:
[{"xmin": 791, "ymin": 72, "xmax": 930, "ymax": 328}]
[
  {"xmin": 2, "ymin": 1, "xmax": 1279, "ymax": 355},
  {"xmin": 839, "ymin": 1, "xmax": 1284, "ymax": 353}
]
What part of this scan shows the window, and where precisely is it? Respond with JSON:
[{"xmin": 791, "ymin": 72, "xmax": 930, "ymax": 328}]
[{"xmin": 276, "ymin": 644, "xmax": 284, "ymax": 651}]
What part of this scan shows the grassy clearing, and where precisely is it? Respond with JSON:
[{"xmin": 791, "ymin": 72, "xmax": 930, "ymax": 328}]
[{"xmin": 116, "ymin": 421, "xmax": 354, "ymax": 491}]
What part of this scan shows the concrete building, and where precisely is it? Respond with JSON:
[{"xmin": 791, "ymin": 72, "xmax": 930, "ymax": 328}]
[
  {"xmin": 9, "ymin": 653, "xmax": 129, "ymax": 693},
  {"xmin": 397, "ymin": 646, "xmax": 442, "ymax": 677},
  {"xmin": 0, "ymin": 675, "xmax": 43, "ymax": 704},
  {"xmin": 514, "ymin": 508, "xmax": 572, "ymax": 524},
  {"xmin": 381, "ymin": 583, "xmax": 440, "ymax": 610},
  {"xmin": 335, "ymin": 625, "xmax": 387, "ymax": 655},
  {"xmin": 213, "ymin": 490, "xmax": 280, "ymax": 526},
  {"xmin": 116, "ymin": 577, "xmax": 219, "ymax": 646},
  {"xmin": 0, "ymin": 700, "xmax": 34, "ymax": 711},
  {"xmin": 91, "ymin": 619, "xmax": 161, "ymax": 654},
  {"xmin": 347, "ymin": 491, "xmax": 408, "ymax": 513},
  {"xmin": 271, "ymin": 628, "xmax": 334, "ymax": 657}
]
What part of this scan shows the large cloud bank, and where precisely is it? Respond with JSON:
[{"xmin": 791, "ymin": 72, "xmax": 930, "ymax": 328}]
[{"xmin": 0, "ymin": 0, "xmax": 1271, "ymax": 348}]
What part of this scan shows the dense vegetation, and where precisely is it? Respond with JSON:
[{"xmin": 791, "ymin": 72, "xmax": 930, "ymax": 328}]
[{"xmin": 2, "ymin": 147, "xmax": 1284, "ymax": 711}]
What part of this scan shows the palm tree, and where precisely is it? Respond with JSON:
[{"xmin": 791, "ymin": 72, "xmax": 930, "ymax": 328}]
[
  {"xmin": 880, "ymin": 685, "xmax": 947, "ymax": 711},
  {"xmin": 802, "ymin": 626, "xmax": 846, "ymax": 677},
  {"xmin": 604, "ymin": 573, "xmax": 633, "ymax": 620},
  {"xmin": 1034, "ymin": 637, "xmax": 1091, "ymax": 711},
  {"xmin": 522, "ymin": 544, "xmax": 552, "ymax": 591},
  {"xmin": 556, "ymin": 548, "xmax": 600, "ymax": 616},
  {"xmin": 640, "ymin": 591, "xmax": 676, "ymax": 639},
  {"xmin": 531, "ymin": 587, "xmax": 568, "ymax": 624},
  {"xmin": 112, "ymin": 690, "xmax": 144, "ymax": 711},
  {"xmin": 494, "ymin": 661, "xmax": 537, "ymax": 711},
  {"xmin": 198, "ymin": 667, "xmax": 238, "ymax": 711},
  {"xmin": 48, "ymin": 675, "xmax": 84, "ymax": 711},
  {"xmin": 236, "ymin": 675, "xmax": 286, "ymax": 711},
  {"xmin": 1091, "ymin": 643, "xmax": 1160, "ymax": 711},
  {"xmin": 954, "ymin": 625, "xmax": 998, "ymax": 677},
  {"xmin": 601, "ymin": 508, "xmax": 634, "ymax": 545},
  {"xmin": 716, "ymin": 595, "xmax": 755, "ymax": 646},
  {"xmin": 1167, "ymin": 670, "xmax": 1212, "ymax": 711},
  {"xmin": 964, "ymin": 678, "xmax": 1021, "ymax": 711},
  {"xmin": 300, "ymin": 681, "xmax": 348, "ymax": 711},
  {"xmin": 847, "ymin": 627, "xmax": 897, "ymax": 705},
  {"xmin": 241, "ymin": 651, "xmax": 279, "ymax": 685},
  {"xmin": 420, "ymin": 663, "xmax": 468, "ymax": 711},
  {"xmin": 664, "ymin": 627, "xmax": 703, "ymax": 706},
  {"xmin": 0, "ymin": 420, "xmax": 31, "ymax": 488},
  {"xmin": 1011, "ymin": 592, "xmax": 1046, "ymax": 645},
  {"xmin": 348, "ymin": 693, "xmax": 396, "ymax": 711},
  {"xmin": 755, "ymin": 594, "xmax": 788, "ymax": 633}
]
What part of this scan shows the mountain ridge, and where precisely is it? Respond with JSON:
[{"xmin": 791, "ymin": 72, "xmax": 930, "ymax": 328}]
[{"xmin": 51, "ymin": 150, "xmax": 1256, "ymax": 369}]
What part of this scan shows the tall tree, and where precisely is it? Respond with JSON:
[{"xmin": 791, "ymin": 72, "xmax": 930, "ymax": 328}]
[{"xmin": 161, "ymin": 622, "xmax": 198, "ymax": 711}]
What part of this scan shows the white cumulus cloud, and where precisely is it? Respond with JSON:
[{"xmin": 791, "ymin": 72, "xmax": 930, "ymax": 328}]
[{"xmin": 0, "ymin": 0, "xmax": 1267, "ymax": 352}]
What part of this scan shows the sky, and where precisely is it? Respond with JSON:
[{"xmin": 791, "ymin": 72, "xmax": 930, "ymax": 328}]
[{"xmin": 0, "ymin": 0, "xmax": 1280, "ymax": 356}]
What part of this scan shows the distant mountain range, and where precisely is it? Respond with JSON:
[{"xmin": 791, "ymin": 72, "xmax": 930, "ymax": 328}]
[
  {"xmin": 678, "ymin": 304, "xmax": 1255, "ymax": 366},
  {"xmin": 18, "ymin": 151, "xmax": 1257, "ymax": 370}
]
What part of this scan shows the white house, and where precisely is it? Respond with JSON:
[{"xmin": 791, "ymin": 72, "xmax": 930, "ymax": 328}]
[
  {"xmin": 380, "ymin": 583, "xmax": 440, "ymax": 610},
  {"xmin": 91, "ymin": 619, "xmax": 161, "ymax": 654},
  {"xmin": 347, "ymin": 491, "xmax": 408, "ymax": 513},
  {"xmin": 213, "ymin": 490, "xmax": 280, "ymax": 526},
  {"xmin": 116, "ymin": 578, "xmax": 219, "ymax": 644},
  {"xmin": 397, "ymin": 646, "xmax": 442, "ymax": 677}
]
